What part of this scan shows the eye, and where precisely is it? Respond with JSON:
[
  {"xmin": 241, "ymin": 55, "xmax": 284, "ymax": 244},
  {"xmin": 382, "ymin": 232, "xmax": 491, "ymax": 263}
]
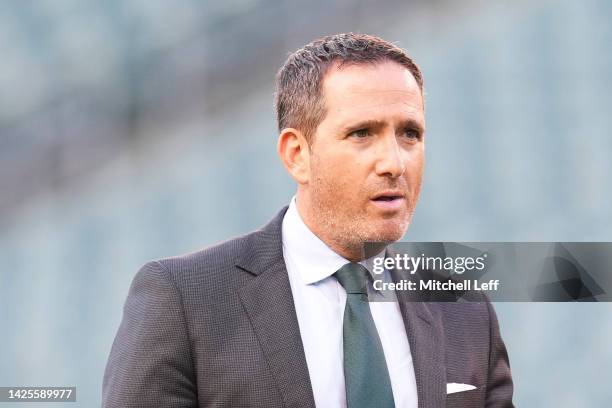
[
  {"xmin": 402, "ymin": 128, "xmax": 421, "ymax": 140},
  {"xmin": 349, "ymin": 128, "xmax": 370, "ymax": 138}
]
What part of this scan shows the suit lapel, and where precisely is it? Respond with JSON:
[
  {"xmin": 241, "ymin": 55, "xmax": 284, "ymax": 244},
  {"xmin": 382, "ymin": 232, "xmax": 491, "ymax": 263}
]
[
  {"xmin": 237, "ymin": 207, "xmax": 316, "ymax": 408},
  {"xmin": 397, "ymin": 297, "xmax": 447, "ymax": 407},
  {"xmin": 388, "ymin": 248, "xmax": 448, "ymax": 408}
]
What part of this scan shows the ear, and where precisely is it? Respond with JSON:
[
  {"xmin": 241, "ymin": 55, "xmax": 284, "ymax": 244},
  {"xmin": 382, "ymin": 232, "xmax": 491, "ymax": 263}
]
[{"xmin": 277, "ymin": 128, "xmax": 311, "ymax": 184}]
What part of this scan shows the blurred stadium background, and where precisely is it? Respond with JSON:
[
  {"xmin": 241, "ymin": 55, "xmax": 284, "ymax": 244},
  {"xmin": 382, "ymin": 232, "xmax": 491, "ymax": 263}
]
[{"xmin": 1, "ymin": 0, "xmax": 611, "ymax": 406}]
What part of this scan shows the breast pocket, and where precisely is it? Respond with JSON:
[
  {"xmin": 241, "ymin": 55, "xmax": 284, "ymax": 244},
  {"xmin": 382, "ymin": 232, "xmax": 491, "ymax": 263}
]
[{"xmin": 445, "ymin": 388, "xmax": 484, "ymax": 408}]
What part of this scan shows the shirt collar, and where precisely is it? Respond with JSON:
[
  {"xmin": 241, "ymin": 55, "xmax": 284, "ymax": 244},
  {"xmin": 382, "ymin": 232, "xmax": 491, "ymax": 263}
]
[{"xmin": 282, "ymin": 195, "xmax": 384, "ymax": 285}]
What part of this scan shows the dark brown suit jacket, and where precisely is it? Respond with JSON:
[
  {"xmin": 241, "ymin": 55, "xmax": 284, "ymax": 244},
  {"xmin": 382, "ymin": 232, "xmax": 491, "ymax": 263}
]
[{"xmin": 102, "ymin": 206, "xmax": 514, "ymax": 407}]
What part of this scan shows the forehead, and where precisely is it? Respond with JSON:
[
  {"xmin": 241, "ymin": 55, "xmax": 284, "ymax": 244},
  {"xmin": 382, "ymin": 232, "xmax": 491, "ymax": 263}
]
[{"xmin": 320, "ymin": 60, "xmax": 424, "ymax": 125}]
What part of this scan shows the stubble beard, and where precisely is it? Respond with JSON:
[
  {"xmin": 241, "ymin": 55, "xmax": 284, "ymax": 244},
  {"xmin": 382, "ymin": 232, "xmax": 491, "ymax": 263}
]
[{"xmin": 308, "ymin": 175, "xmax": 415, "ymax": 259}]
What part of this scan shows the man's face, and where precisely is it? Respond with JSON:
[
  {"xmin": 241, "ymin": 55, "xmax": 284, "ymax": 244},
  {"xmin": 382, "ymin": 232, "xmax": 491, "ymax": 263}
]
[{"xmin": 303, "ymin": 60, "xmax": 425, "ymax": 255}]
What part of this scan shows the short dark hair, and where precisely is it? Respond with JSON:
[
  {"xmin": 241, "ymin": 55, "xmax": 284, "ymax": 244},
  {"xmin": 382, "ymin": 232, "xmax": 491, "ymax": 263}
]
[{"xmin": 274, "ymin": 33, "xmax": 424, "ymax": 143}]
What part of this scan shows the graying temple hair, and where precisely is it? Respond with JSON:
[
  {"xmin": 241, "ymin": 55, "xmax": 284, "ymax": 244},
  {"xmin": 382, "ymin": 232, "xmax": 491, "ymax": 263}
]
[{"xmin": 274, "ymin": 33, "xmax": 424, "ymax": 143}]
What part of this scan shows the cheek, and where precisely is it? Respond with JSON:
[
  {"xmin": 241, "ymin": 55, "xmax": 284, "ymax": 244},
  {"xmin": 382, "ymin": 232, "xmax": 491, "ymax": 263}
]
[
  {"xmin": 312, "ymin": 150, "xmax": 360, "ymax": 184},
  {"xmin": 406, "ymin": 149, "xmax": 425, "ymax": 179},
  {"xmin": 311, "ymin": 159, "xmax": 365, "ymax": 208},
  {"xmin": 314, "ymin": 165, "xmax": 352, "ymax": 194}
]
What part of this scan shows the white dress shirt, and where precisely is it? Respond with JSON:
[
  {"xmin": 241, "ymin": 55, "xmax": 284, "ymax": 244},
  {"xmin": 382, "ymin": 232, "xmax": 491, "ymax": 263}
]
[{"xmin": 281, "ymin": 196, "xmax": 418, "ymax": 408}]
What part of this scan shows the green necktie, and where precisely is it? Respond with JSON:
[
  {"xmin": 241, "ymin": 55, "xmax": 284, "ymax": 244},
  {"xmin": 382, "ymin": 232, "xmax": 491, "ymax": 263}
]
[{"xmin": 334, "ymin": 262, "xmax": 395, "ymax": 408}]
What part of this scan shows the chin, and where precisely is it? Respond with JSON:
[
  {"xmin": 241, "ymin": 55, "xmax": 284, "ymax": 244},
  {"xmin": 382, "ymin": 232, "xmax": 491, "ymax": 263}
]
[{"xmin": 365, "ymin": 222, "xmax": 407, "ymax": 243}]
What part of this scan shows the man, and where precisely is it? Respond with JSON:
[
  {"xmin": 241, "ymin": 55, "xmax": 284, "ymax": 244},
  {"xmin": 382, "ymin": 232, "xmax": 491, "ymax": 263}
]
[{"xmin": 102, "ymin": 33, "xmax": 513, "ymax": 407}]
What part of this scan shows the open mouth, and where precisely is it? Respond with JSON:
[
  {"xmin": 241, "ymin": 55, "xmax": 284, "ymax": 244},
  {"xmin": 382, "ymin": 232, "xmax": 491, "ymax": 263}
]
[
  {"xmin": 371, "ymin": 191, "xmax": 404, "ymax": 201},
  {"xmin": 373, "ymin": 196, "xmax": 402, "ymax": 202},
  {"xmin": 370, "ymin": 192, "xmax": 405, "ymax": 211}
]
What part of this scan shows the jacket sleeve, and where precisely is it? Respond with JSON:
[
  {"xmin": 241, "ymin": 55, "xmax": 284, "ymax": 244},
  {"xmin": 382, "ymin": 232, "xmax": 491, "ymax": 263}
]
[
  {"xmin": 485, "ymin": 299, "xmax": 514, "ymax": 407},
  {"xmin": 102, "ymin": 261, "xmax": 198, "ymax": 407}
]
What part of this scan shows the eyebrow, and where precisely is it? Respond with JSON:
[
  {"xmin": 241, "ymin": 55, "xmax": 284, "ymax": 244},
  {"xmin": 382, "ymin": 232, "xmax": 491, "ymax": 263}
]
[{"xmin": 341, "ymin": 118, "xmax": 425, "ymax": 134}]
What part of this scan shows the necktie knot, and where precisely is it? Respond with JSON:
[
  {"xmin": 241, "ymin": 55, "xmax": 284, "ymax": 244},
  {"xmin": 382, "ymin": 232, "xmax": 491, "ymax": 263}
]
[{"xmin": 334, "ymin": 262, "xmax": 370, "ymax": 294}]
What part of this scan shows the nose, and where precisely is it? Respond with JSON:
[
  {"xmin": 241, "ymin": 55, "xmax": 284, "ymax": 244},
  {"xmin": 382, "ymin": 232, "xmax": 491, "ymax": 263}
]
[{"xmin": 374, "ymin": 133, "xmax": 405, "ymax": 178}]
